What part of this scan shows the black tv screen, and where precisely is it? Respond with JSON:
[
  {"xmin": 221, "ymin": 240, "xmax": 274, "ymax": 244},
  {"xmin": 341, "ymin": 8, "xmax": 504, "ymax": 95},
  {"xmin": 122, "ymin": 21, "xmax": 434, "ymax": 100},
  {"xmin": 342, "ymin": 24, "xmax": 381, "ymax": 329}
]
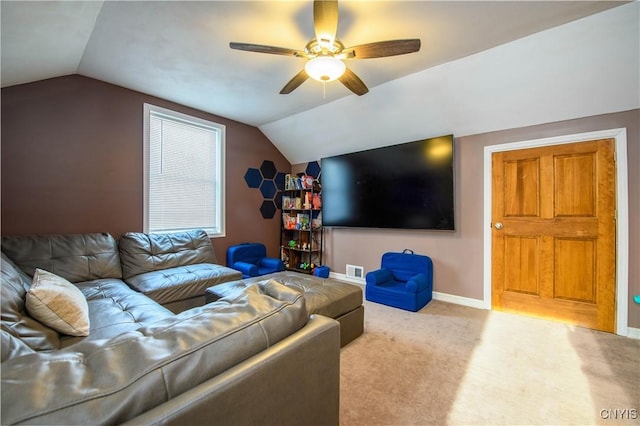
[{"xmin": 321, "ymin": 135, "xmax": 455, "ymax": 230}]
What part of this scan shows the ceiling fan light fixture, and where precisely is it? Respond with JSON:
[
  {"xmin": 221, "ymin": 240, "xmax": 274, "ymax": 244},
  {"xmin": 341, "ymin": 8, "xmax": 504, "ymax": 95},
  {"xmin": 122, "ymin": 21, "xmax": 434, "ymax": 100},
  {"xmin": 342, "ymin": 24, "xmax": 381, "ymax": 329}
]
[
  {"xmin": 230, "ymin": 1, "xmax": 420, "ymax": 95},
  {"xmin": 305, "ymin": 56, "xmax": 346, "ymax": 82}
]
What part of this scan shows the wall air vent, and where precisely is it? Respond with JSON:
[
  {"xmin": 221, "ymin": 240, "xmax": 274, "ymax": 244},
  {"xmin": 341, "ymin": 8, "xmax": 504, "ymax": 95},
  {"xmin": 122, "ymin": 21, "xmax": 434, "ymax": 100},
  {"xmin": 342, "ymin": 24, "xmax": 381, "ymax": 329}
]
[{"xmin": 346, "ymin": 264, "xmax": 364, "ymax": 279}]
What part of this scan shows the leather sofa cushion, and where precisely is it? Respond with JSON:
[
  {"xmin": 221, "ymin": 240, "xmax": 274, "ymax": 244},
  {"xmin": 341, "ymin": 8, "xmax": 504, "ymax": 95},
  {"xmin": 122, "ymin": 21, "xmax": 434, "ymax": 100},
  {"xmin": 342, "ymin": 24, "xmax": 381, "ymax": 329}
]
[
  {"xmin": 1, "ymin": 281, "xmax": 308, "ymax": 425},
  {"xmin": 1, "ymin": 325, "xmax": 35, "ymax": 362},
  {"xmin": 59, "ymin": 278, "xmax": 173, "ymax": 348},
  {"xmin": 1, "ymin": 252, "xmax": 61, "ymax": 351},
  {"xmin": 212, "ymin": 271, "xmax": 363, "ymax": 320},
  {"xmin": 1, "ymin": 233, "xmax": 122, "ymax": 282},
  {"xmin": 1, "ymin": 250, "xmax": 173, "ymax": 352},
  {"xmin": 118, "ymin": 230, "xmax": 218, "ymax": 279},
  {"xmin": 125, "ymin": 263, "xmax": 241, "ymax": 306},
  {"xmin": 274, "ymin": 273, "xmax": 362, "ymax": 319}
]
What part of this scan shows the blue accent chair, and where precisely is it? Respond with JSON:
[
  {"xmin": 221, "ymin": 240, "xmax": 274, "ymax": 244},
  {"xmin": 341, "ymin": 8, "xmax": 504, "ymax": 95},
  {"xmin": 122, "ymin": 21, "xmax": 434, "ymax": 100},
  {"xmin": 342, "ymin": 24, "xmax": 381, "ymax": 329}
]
[
  {"xmin": 365, "ymin": 250, "xmax": 433, "ymax": 312},
  {"xmin": 227, "ymin": 243, "xmax": 285, "ymax": 278}
]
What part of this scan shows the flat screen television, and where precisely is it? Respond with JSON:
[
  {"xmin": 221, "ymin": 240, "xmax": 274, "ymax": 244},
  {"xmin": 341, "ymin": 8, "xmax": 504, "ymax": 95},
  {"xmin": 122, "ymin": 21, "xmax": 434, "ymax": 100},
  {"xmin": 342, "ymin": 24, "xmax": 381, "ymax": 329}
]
[{"xmin": 321, "ymin": 135, "xmax": 455, "ymax": 230}]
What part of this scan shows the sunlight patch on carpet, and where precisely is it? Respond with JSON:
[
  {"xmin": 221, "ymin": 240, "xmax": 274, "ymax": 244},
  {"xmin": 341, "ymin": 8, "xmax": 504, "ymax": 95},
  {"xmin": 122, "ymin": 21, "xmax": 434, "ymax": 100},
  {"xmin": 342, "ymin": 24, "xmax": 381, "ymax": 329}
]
[{"xmin": 447, "ymin": 311, "xmax": 597, "ymax": 425}]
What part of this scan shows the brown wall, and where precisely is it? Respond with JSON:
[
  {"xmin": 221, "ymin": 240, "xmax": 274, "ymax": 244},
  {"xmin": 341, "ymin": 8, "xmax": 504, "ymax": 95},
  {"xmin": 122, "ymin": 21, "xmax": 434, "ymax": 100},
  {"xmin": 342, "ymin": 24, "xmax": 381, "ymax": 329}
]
[
  {"xmin": 1, "ymin": 75, "xmax": 290, "ymax": 260},
  {"xmin": 298, "ymin": 109, "xmax": 639, "ymax": 329},
  {"xmin": 3, "ymin": 75, "xmax": 637, "ymax": 328}
]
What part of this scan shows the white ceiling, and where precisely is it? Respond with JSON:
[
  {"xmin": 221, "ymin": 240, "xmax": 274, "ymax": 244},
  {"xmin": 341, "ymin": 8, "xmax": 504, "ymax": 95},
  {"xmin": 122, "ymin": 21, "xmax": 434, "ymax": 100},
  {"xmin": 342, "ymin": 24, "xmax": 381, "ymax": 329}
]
[{"xmin": 1, "ymin": 1, "xmax": 634, "ymax": 163}]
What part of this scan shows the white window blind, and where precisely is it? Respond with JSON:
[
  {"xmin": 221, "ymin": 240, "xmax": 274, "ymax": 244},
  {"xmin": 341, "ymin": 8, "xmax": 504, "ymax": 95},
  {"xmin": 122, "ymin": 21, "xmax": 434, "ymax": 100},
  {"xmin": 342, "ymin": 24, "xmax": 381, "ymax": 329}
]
[{"xmin": 144, "ymin": 104, "xmax": 225, "ymax": 236}]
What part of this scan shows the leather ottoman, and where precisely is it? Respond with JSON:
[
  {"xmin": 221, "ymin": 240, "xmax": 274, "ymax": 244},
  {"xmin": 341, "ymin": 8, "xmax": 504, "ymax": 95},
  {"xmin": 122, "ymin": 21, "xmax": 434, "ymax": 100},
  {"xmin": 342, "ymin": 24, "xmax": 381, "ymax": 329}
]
[{"xmin": 206, "ymin": 271, "xmax": 364, "ymax": 347}]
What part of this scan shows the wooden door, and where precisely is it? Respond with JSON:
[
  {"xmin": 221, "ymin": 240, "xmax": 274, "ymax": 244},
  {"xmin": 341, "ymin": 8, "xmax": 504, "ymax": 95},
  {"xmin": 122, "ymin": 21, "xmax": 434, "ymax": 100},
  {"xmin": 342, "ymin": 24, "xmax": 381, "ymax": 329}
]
[{"xmin": 491, "ymin": 139, "xmax": 616, "ymax": 332}]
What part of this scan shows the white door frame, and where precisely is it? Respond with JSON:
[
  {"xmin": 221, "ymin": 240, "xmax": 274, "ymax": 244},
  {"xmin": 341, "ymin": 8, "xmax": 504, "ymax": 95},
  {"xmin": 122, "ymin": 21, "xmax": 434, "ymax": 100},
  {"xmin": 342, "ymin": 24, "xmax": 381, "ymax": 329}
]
[{"xmin": 483, "ymin": 128, "xmax": 629, "ymax": 336}]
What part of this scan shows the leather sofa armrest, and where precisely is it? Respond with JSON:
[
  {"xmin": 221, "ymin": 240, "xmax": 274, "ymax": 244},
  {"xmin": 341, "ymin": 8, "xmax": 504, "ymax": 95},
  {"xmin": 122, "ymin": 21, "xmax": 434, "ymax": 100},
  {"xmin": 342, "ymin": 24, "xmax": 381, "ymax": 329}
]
[
  {"xmin": 258, "ymin": 257, "xmax": 285, "ymax": 272},
  {"xmin": 122, "ymin": 315, "xmax": 340, "ymax": 426},
  {"xmin": 406, "ymin": 273, "xmax": 428, "ymax": 293},
  {"xmin": 231, "ymin": 261, "xmax": 258, "ymax": 277},
  {"xmin": 365, "ymin": 268, "xmax": 394, "ymax": 286}
]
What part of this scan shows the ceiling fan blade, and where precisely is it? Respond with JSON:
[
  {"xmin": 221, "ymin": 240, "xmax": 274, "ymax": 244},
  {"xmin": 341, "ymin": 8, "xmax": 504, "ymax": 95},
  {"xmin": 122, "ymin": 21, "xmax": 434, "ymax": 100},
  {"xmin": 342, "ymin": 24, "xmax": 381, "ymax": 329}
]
[
  {"xmin": 345, "ymin": 39, "xmax": 421, "ymax": 59},
  {"xmin": 313, "ymin": 0, "xmax": 339, "ymax": 46},
  {"xmin": 230, "ymin": 42, "xmax": 304, "ymax": 57},
  {"xmin": 339, "ymin": 67, "xmax": 369, "ymax": 96},
  {"xmin": 280, "ymin": 70, "xmax": 309, "ymax": 94}
]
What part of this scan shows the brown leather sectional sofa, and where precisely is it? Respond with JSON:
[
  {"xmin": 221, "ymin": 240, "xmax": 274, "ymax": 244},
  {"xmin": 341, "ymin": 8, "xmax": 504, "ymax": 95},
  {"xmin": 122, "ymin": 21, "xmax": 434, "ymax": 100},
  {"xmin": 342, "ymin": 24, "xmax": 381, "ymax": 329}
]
[{"xmin": 1, "ymin": 231, "xmax": 340, "ymax": 425}]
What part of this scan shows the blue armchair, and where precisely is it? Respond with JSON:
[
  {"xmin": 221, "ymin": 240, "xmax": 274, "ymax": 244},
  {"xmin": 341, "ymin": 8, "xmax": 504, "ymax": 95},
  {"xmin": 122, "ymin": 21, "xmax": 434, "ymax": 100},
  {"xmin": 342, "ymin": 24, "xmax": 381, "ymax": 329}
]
[
  {"xmin": 365, "ymin": 249, "xmax": 433, "ymax": 312},
  {"xmin": 227, "ymin": 243, "xmax": 285, "ymax": 278}
]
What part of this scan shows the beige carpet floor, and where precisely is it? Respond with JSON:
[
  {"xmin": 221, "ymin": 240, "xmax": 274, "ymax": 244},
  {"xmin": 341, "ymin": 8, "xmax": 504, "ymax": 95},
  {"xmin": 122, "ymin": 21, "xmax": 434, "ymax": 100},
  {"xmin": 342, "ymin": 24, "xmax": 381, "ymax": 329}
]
[{"xmin": 340, "ymin": 300, "xmax": 640, "ymax": 426}]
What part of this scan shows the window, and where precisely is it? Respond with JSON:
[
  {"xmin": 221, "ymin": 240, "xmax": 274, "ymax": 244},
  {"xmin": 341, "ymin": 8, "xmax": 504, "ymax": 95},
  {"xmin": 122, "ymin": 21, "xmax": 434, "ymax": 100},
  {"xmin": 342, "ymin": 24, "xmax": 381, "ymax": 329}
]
[{"xmin": 143, "ymin": 104, "xmax": 225, "ymax": 237}]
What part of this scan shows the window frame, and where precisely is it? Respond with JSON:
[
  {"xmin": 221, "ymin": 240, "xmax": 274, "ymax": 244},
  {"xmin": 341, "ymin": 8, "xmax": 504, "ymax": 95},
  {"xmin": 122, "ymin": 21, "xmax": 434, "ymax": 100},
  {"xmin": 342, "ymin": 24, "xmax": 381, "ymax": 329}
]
[{"xmin": 143, "ymin": 103, "xmax": 226, "ymax": 238}]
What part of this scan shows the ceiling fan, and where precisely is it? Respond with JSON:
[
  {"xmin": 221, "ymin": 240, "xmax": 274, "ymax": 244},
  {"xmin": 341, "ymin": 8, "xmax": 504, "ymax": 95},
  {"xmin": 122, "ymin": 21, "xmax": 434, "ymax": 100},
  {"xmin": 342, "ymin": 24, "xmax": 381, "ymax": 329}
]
[{"xmin": 229, "ymin": 0, "xmax": 421, "ymax": 96}]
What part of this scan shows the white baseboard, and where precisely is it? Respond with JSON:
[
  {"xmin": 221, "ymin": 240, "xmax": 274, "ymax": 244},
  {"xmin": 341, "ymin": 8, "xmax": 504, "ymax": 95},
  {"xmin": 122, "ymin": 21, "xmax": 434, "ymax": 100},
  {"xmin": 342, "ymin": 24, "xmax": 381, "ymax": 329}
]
[
  {"xmin": 329, "ymin": 272, "xmax": 365, "ymax": 286},
  {"xmin": 432, "ymin": 291, "xmax": 487, "ymax": 310},
  {"xmin": 626, "ymin": 327, "xmax": 640, "ymax": 340}
]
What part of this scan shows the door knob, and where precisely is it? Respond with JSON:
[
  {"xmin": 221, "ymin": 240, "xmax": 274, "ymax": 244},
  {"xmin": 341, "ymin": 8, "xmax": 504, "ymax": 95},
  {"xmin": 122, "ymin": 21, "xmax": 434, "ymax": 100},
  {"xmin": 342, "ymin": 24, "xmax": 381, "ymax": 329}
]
[{"xmin": 494, "ymin": 222, "xmax": 503, "ymax": 230}]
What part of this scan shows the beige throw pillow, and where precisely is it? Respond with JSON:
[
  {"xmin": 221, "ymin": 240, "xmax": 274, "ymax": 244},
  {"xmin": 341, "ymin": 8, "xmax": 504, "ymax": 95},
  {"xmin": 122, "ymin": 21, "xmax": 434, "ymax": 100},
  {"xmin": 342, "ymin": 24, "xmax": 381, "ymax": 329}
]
[{"xmin": 26, "ymin": 269, "xmax": 90, "ymax": 336}]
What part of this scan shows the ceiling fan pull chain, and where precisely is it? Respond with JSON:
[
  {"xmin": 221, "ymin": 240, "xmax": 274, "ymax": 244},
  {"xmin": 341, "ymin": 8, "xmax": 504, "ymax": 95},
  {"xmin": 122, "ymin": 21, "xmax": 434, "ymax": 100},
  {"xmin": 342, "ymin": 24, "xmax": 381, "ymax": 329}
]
[{"xmin": 323, "ymin": 82, "xmax": 326, "ymax": 99}]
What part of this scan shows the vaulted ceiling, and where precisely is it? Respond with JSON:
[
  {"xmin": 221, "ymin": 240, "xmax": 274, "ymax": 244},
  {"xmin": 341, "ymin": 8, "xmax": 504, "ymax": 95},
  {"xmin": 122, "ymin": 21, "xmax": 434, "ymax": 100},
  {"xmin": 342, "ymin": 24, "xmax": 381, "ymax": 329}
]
[{"xmin": 1, "ymin": 1, "xmax": 635, "ymax": 163}]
